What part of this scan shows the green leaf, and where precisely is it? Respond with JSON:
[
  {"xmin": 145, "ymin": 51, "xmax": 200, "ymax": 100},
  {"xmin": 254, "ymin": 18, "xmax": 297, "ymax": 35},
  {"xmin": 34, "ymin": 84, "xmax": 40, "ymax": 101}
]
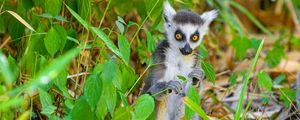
[
  {"xmin": 198, "ymin": 44, "xmax": 208, "ymax": 59},
  {"xmin": 229, "ymin": 72, "xmax": 238, "ymax": 87},
  {"xmin": 39, "ymin": 89, "xmax": 56, "ymax": 116},
  {"xmin": 53, "ymin": 69, "xmax": 70, "ymax": 98},
  {"xmin": 183, "ymin": 97, "xmax": 209, "ymax": 120},
  {"xmin": 257, "ymin": 71, "xmax": 273, "ymax": 92},
  {"xmin": 96, "ymin": 95, "xmax": 108, "ymax": 120},
  {"xmin": 231, "ymin": 36, "xmax": 250, "ymax": 60},
  {"xmin": 72, "ymin": 97, "xmax": 95, "ymax": 120},
  {"xmin": 65, "ymin": 4, "xmax": 89, "ymax": 30},
  {"xmin": 91, "ymin": 27, "xmax": 127, "ymax": 63},
  {"xmin": 118, "ymin": 91, "xmax": 129, "ymax": 107},
  {"xmin": 77, "ymin": 0, "xmax": 91, "ymax": 20},
  {"xmin": 0, "ymin": 17, "xmax": 4, "ymax": 34},
  {"xmin": 234, "ymin": 40, "xmax": 264, "ymax": 120},
  {"xmin": 0, "ymin": 52, "xmax": 15, "ymax": 86},
  {"xmin": 120, "ymin": 64, "xmax": 137, "ymax": 92},
  {"xmin": 279, "ymin": 88, "xmax": 296, "ymax": 107},
  {"xmin": 201, "ymin": 61, "xmax": 216, "ymax": 83},
  {"xmin": 104, "ymin": 83, "xmax": 117, "ymax": 115},
  {"xmin": 101, "ymin": 61, "xmax": 117, "ymax": 84},
  {"xmin": 84, "ymin": 74, "xmax": 102, "ymax": 109},
  {"xmin": 118, "ymin": 34, "xmax": 130, "ymax": 64},
  {"xmin": 116, "ymin": 20, "xmax": 125, "ymax": 34},
  {"xmin": 185, "ymin": 86, "xmax": 201, "ymax": 120},
  {"xmin": 44, "ymin": 24, "xmax": 67, "ymax": 57},
  {"xmin": 146, "ymin": 31, "xmax": 155, "ymax": 53},
  {"xmin": 8, "ymin": 18, "xmax": 25, "ymax": 41},
  {"xmin": 113, "ymin": 107, "xmax": 132, "ymax": 120},
  {"xmin": 45, "ymin": 0, "xmax": 62, "ymax": 16},
  {"xmin": 265, "ymin": 44, "xmax": 285, "ymax": 68},
  {"xmin": 273, "ymin": 74, "xmax": 285, "ymax": 85},
  {"xmin": 133, "ymin": 94, "xmax": 155, "ymax": 120}
]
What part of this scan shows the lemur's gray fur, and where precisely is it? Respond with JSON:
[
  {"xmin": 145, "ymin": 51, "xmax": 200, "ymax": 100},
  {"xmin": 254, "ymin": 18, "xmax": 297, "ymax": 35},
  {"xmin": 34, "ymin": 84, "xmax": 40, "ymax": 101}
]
[{"xmin": 142, "ymin": 1, "xmax": 217, "ymax": 120}]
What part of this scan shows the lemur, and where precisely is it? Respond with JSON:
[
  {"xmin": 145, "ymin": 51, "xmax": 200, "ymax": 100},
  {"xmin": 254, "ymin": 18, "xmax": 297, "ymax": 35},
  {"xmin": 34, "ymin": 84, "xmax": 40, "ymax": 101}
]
[{"xmin": 141, "ymin": 1, "xmax": 217, "ymax": 120}]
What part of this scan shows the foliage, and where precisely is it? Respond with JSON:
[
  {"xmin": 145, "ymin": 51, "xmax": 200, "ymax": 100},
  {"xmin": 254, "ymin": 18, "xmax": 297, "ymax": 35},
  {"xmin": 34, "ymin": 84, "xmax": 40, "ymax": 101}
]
[{"xmin": 0, "ymin": 0, "xmax": 299, "ymax": 119}]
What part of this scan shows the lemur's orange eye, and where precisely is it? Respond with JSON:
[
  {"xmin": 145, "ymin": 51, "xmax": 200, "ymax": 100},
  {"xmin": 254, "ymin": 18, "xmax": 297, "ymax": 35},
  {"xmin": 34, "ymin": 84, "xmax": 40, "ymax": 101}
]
[
  {"xmin": 175, "ymin": 33, "xmax": 182, "ymax": 40},
  {"xmin": 192, "ymin": 35, "xmax": 199, "ymax": 41}
]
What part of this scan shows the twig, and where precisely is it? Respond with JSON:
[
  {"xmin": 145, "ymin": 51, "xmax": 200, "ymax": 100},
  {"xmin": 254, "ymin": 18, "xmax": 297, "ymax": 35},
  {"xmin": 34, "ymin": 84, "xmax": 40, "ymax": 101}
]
[
  {"xmin": 67, "ymin": 72, "xmax": 90, "ymax": 79},
  {"xmin": 0, "ymin": 36, "xmax": 11, "ymax": 49}
]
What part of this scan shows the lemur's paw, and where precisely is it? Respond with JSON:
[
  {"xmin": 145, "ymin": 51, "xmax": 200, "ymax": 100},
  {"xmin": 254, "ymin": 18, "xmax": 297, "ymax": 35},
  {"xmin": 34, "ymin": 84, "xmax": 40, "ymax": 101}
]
[
  {"xmin": 167, "ymin": 80, "xmax": 182, "ymax": 94},
  {"xmin": 188, "ymin": 68, "xmax": 205, "ymax": 86}
]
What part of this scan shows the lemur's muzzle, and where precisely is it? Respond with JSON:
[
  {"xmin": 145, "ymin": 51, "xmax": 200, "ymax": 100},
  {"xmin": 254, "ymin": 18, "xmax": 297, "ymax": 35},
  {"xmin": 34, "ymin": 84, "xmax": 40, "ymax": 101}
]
[{"xmin": 180, "ymin": 44, "xmax": 192, "ymax": 55}]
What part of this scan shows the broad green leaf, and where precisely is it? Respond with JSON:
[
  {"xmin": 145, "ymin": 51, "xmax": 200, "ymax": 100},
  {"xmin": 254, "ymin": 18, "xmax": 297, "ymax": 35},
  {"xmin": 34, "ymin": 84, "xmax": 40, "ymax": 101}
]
[
  {"xmin": 45, "ymin": 0, "xmax": 62, "ymax": 16},
  {"xmin": 185, "ymin": 86, "xmax": 201, "ymax": 120},
  {"xmin": 77, "ymin": 0, "xmax": 91, "ymax": 20},
  {"xmin": 273, "ymin": 74, "xmax": 286, "ymax": 85},
  {"xmin": 133, "ymin": 94, "xmax": 155, "ymax": 120},
  {"xmin": 104, "ymin": 83, "xmax": 117, "ymax": 115},
  {"xmin": 101, "ymin": 61, "xmax": 117, "ymax": 84},
  {"xmin": 118, "ymin": 34, "xmax": 130, "ymax": 64},
  {"xmin": 120, "ymin": 64, "xmax": 137, "ymax": 92},
  {"xmin": 265, "ymin": 44, "xmax": 285, "ymax": 68},
  {"xmin": 8, "ymin": 17, "xmax": 25, "ymax": 41},
  {"xmin": 201, "ymin": 61, "xmax": 216, "ymax": 83},
  {"xmin": 231, "ymin": 36, "xmax": 250, "ymax": 60},
  {"xmin": 22, "ymin": 0, "xmax": 34, "ymax": 10},
  {"xmin": 112, "ymin": 107, "xmax": 132, "ymax": 120},
  {"xmin": 116, "ymin": 20, "xmax": 125, "ymax": 34},
  {"xmin": 279, "ymin": 88, "xmax": 296, "ymax": 107},
  {"xmin": 0, "ymin": 18, "xmax": 4, "ymax": 33},
  {"xmin": 96, "ymin": 95, "xmax": 108, "ymax": 120},
  {"xmin": 198, "ymin": 44, "xmax": 208, "ymax": 59},
  {"xmin": 44, "ymin": 24, "xmax": 67, "ymax": 57},
  {"xmin": 72, "ymin": 97, "xmax": 95, "ymax": 120},
  {"xmin": 53, "ymin": 70, "xmax": 70, "ymax": 98},
  {"xmin": 183, "ymin": 97, "xmax": 209, "ymax": 120},
  {"xmin": 84, "ymin": 74, "xmax": 102, "ymax": 109},
  {"xmin": 65, "ymin": 4, "xmax": 89, "ymax": 30},
  {"xmin": 39, "ymin": 89, "xmax": 56, "ymax": 116},
  {"xmin": 0, "ymin": 52, "xmax": 15, "ymax": 86},
  {"xmin": 257, "ymin": 71, "xmax": 272, "ymax": 92}
]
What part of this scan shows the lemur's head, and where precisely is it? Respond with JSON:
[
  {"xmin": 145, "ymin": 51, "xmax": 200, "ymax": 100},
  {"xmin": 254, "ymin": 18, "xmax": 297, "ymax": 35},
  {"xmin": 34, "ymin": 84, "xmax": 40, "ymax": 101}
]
[{"xmin": 163, "ymin": 1, "xmax": 217, "ymax": 55}]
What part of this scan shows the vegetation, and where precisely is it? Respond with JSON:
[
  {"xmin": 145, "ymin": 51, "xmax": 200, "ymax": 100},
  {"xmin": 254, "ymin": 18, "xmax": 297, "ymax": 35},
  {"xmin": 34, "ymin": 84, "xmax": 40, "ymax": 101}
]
[{"xmin": 0, "ymin": 0, "xmax": 300, "ymax": 119}]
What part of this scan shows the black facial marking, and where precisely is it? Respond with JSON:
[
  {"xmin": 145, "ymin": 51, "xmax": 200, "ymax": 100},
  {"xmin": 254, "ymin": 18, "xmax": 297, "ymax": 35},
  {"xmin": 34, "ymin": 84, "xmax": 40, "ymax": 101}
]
[
  {"xmin": 173, "ymin": 10, "xmax": 204, "ymax": 25},
  {"xmin": 190, "ymin": 30, "xmax": 199, "ymax": 42},
  {"xmin": 174, "ymin": 29, "xmax": 185, "ymax": 41},
  {"xmin": 180, "ymin": 44, "xmax": 192, "ymax": 55}
]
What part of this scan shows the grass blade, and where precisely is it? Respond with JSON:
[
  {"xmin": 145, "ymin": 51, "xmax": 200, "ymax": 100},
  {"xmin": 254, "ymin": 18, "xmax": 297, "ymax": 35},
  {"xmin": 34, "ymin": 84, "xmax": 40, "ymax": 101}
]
[
  {"xmin": 6, "ymin": 10, "xmax": 35, "ymax": 32},
  {"xmin": 183, "ymin": 97, "xmax": 209, "ymax": 120},
  {"xmin": 234, "ymin": 40, "xmax": 264, "ymax": 120},
  {"xmin": 228, "ymin": 1, "xmax": 271, "ymax": 35}
]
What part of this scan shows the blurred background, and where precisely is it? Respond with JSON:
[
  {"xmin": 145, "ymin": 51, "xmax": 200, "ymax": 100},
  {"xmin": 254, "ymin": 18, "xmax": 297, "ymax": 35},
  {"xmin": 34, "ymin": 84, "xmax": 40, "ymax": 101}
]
[{"xmin": 0, "ymin": 0, "xmax": 300, "ymax": 119}]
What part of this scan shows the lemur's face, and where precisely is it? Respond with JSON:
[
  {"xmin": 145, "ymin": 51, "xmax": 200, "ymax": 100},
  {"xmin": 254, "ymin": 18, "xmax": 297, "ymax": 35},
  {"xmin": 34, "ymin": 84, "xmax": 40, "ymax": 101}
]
[{"xmin": 163, "ymin": 2, "xmax": 217, "ymax": 55}]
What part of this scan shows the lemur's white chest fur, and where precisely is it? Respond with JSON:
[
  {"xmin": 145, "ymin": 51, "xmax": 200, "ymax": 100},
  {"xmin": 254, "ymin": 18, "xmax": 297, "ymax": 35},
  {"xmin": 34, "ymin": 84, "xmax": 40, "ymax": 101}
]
[{"xmin": 163, "ymin": 44, "xmax": 195, "ymax": 82}]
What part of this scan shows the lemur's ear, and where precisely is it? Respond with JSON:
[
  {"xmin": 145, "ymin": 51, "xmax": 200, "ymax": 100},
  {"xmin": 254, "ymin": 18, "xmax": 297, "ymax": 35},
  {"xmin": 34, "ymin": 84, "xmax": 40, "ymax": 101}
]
[
  {"xmin": 163, "ymin": 1, "xmax": 176, "ymax": 24},
  {"xmin": 201, "ymin": 10, "xmax": 218, "ymax": 26}
]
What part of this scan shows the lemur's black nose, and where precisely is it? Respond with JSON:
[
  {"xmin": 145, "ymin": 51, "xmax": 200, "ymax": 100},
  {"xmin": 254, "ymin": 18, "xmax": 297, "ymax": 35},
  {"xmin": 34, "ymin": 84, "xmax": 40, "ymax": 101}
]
[{"xmin": 180, "ymin": 44, "xmax": 192, "ymax": 55}]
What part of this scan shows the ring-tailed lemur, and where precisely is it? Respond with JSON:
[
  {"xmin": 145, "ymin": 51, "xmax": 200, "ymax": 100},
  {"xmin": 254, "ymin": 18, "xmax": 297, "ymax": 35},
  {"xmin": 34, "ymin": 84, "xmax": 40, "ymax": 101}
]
[{"xmin": 141, "ymin": 1, "xmax": 217, "ymax": 120}]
